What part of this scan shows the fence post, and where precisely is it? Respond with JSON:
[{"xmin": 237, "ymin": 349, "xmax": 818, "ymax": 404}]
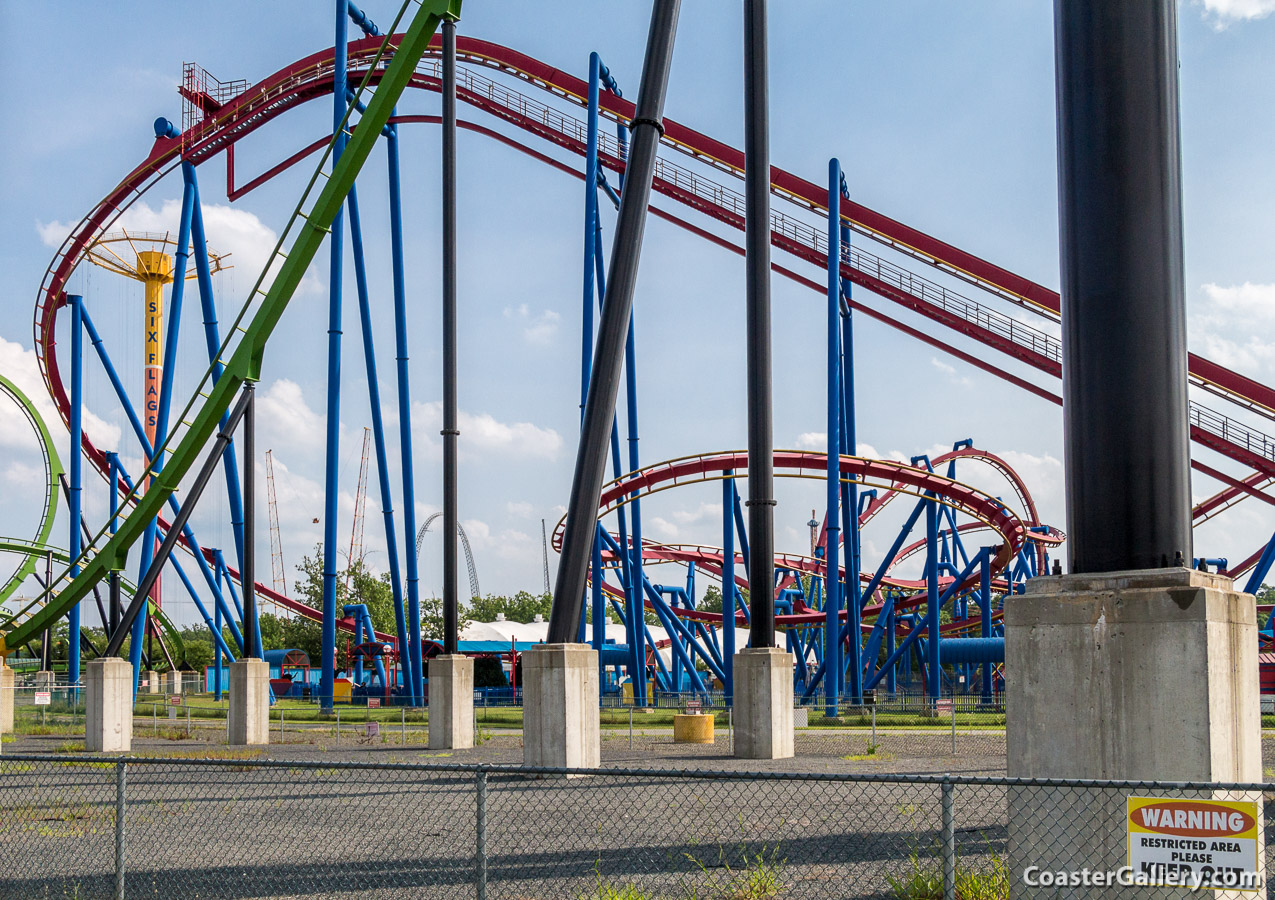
[
  {"xmin": 402, "ymin": 707, "xmax": 407, "ymax": 745},
  {"xmin": 871, "ymin": 705, "xmax": 876, "ymax": 747},
  {"xmin": 186, "ymin": 705, "xmax": 191, "ymax": 737},
  {"xmin": 475, "ymin": 768, "xmax": 488, "ymax": 900},
  {"xmin": 114, "ymin": 759, "xmax": 126, "ymax": 900},
  {"xmin": 951, "ymin": 707, "xmax": 956, "ymax": 755},
  {"xmin": 336, "ymin": 708, "xmax": 340, "ymax": 747},
  {"xmin": 628, "ymin": 707, "xmax": 633, "ymax": 751},
  {"xmin": 279, "ymin": 710, "xmax": 284, "ymax": 742},
  {"xmin": 940, "ymin": 776, "xmax": 954, "ymax": 900}
]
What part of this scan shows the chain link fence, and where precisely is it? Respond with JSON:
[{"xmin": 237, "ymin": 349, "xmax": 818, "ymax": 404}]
[{"xmin": 1, "ymin": 754, "xmax": 1271, "ymax": 899}]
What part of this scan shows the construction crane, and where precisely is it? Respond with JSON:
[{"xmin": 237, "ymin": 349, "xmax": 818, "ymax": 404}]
[
  {"xmin": 345, "ymin": 427, "xmax": 371, "ymax": 588},
  {"xmin": 265, "ymin": 449, "xmax": 287, "ymax": 599},
  {"xmin": 541, "ymin": 518, "xmax": 552, "ymax": 598}
]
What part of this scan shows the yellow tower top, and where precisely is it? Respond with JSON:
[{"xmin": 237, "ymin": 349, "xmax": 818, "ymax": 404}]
[{"xmin": 134, "ymin": 249, "xmax": 174, "ymax": 284}]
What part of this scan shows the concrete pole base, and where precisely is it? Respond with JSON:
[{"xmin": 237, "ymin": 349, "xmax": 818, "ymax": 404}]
[
  {"xmin": 1006, "ymin": 568, "xmax": 1263, "ymax": 897},
  {"xmin": 164, "ymin": 671, "xmax": 183, "ymax": 695},
  {"xmin": 733, "ymin": 647, "xmax": 794, "ymax": 760},
  {"xmin": 142, "ymin": 670, "xmax": 160, "ymax": 694},
  {"xmin": 523, "ymin": 644, "xmax": 599, "ymax": 772},
  {"xmin": 228, "ymin": 658, "xmax": 270, "ymax": 746},
  {"xmin": 33, "ymin": 670, "xmax": 56, "ymax": 690},
  {"xmin": 0, "ymin": 664, "xmax": 14, "ymax": 735},
  {"xmin": 86, "ymin": 657, "xmax": 133, "ymax": 753},
  {"xmin": 428, "ymin": 655, "xmax": 474, "ymax": 750}
]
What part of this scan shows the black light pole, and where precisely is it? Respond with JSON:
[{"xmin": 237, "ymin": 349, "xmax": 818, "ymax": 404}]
[
  {"xmin": 441, "ymin": 16, "xmax": 460, "ymax": 656},
  {"xmin": 1055, "ymin": 0, "xmax": 1191, "ymax": 573},
  {"xmin": 40, "ymin": 550, "xmax": 52, "ymax": 670},
  {"xmin": 546, "ymin": 0, "xmax": 682, "ymax": 643},
  {"xmin": 242, "ymin": 381, "xmax": 257, "ymax": 658},
  {"xmin": 744, "ymin": 0, "xmax": 775, "ymax": 647}
]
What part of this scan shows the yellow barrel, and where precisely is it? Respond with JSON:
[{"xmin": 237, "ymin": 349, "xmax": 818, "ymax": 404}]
[{"xmin": 672, "ymin": 713, "xmax": 714, "ymax": 744}]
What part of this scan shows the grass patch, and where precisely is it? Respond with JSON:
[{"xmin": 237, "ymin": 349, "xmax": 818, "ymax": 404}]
[
  {"xmin": 885, "ymin": 850, "xmax": 1007, "ymax": 899},
  {"xmin": 842, "ymin": 744, "xmax": 894, "ymax": 762}
]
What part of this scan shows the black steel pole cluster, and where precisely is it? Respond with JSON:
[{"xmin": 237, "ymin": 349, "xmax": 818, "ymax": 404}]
[
  {"xmin": 1054, "ymin": 0, "xmax": 1191, "ymax": 573},
  {"xmin": 743, "ymin": 0, "xmax": 775, "ymax": 647},
  {"xmin": 546, "ymin": 0, "xmax": 682, "ymax": 643},
  {"xmin": 442, "ymin": 16, "xmax": 460, "ymax": 656}
]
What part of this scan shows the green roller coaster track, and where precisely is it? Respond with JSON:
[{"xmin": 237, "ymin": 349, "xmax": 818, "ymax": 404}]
[
  {"xmin": 0, "ymin": 539, "xmax": 187, "ymax": 667},
  {"xmin": 0, "ymin": 0, "xmax": 463, "ymax": 657},
  {"xmin": 0, "ymin": 373, "xmax": 63, "ymax": 604},
  {"xmin": 0, "ymin": 377, "xmax": 187, "ymax": 665}
]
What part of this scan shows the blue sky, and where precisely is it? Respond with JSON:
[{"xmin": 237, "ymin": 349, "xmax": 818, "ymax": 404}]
[{"xmin": 2, "ymin": 0, "xmax": 1275, "ymax": 628}]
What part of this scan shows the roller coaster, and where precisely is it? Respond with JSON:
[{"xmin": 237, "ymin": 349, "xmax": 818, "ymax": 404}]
[{"xmin": 2, "ymin": 0, "xmax": 1274, "ymax": 712}]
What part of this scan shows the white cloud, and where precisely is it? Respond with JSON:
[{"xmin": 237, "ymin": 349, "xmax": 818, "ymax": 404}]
[
  {"xmin": 794, "ymin": 431, "xmax": 826, "ymax": 450},
  {"xmin": 414, "ymin": 400, "xmax": 562, "ymax": 459},
  {"xmin": 647, "ymin": 516, "xmax": 680, "ymax": 540},
  {"xmin": 0, "ymin": 336, "xmax": 121, "ymax": 456},
  {"xmin": 671, "ymin": 502, "xmax": 722, "ymax": 525},
  {"xmin": 931, "ymin": 356, "xmax": 972, "ymax": 388},
  {"xmin": 506, "ymin": 501, "xmax": 533, "ymax": 518},
  {"xmin": 503, "ymin": 304, "xmax": 561, "ymax": 346},
  {"xmin": 1191, "ymin": 282, "xmax": 1275, "ymax": 376},
  {"xmin": 1197, "ymin": 0, "xmax": 1275, "ymax": 25},
  {"xmin": 257, "ymin": 379, "xmax": 325, "ymax": 451}
]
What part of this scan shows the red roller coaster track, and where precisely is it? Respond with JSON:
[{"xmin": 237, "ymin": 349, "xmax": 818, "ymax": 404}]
[{"xmin": 29, "ymin": 35, "xmax": 1275, "ymax": 643}]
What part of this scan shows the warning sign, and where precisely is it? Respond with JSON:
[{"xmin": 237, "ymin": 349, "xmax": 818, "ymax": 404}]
[
  {"xmin": 1127, "ymin": 796, "xmax": 1260, "ymax": 892},
  {"xmin": 33, "ymin": 692, "xmax": 50, "ymax": 706}
]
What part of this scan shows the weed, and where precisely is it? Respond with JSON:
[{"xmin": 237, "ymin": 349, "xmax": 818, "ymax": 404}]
[{"xmin": 885, "ymin": 849, "xmax": 1007, "ymax": 899}]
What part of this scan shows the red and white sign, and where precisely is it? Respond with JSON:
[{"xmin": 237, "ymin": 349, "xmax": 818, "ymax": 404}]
[
  {"xmin": 33, "ymin": 692, "xmax": 50, "ymax": 706},
  {"xmin": 1127, "ymin": 797, "xmax": 1260, "ymax": 892},
  {"xmin": 367, "ymin": 698, "xmax": 381, "ymax": 709}
]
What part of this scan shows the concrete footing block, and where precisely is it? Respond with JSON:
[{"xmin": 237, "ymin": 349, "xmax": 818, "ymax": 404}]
[
  {"xmin": 164, "ymin": 670, "xmax": 183, "ymax": 695},
  {"xmin": 429, "ymin": 655, "xmax": 474, "ymax": 750},
  {"xmin": 86, "ymin": 657, "xmax": 133, "ymax": 753},
  {"xmin": 228, "ymin": 658, "xmax": 270, "ymax": 746},
  {"xmin": 523, "ymin": 643, "xmax": 599, "ymax": 772},
  {"xmin": 1006, "ymin": 567, "xmax": 1263, "ymax": 897},
  {"xmin": 733, "ymin": 647, "xmax": 794, "ymax": 760},
  {"xmin": 142, "ymin": 670, "xmax": 160, "ymax": 694},
  {"xmin": 0, "ymin": 664, "xmax": 13, "ymax": 735},
  {"xmin": 33, "ymin": 670, "xmax": 56, "ymax": 690}
]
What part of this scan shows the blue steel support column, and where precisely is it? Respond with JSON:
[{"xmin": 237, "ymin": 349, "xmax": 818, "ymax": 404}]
[
  {"xmin": 106, "ymin": 453, "xmax": 122, "ymax": 636},
  {"xmin": 67, "ymin": 294, "xmax": 84, "ymax": 684},
  {"xmin": 885, "ymin": 605, "xmax": 896, "ymax": 696},
  {"xmin": 346, "ymin": 184, "xmax": 409, "ymax": 680},
  {"xmin": 925, "ymin": 497, "xmax": 941, "ymax": 705},
  {"xmin": 979, "ymin": 548, "xmax": 992, "ymax": 703},
  {"xmin": 823, "ymin": 159, "xmax": 842, "ymax": 718},
  {"xmin": 214, "ymin": 589, "xmax": 222, "ymax": 700},
  {"xmin": 387, "ymin": 115, "xmax": 422, "ymax": 706},
  {"xmin": 581, "ymin": 52, "xmax": 601, "ymax": 424},
  {"xmin": 188, "ymin": 167, "xmax": 246, "ymax": 568},
  {"xmin": 722, "ymin": 472, "xmax": 735, "ymax": 703},
  {"xmin": 133, "ymin": 174, "xmax": 194, "ymax": 686},
  {"xmin": 837, "ymin": 178, "xmax": 863, "ymax": 705},
  {"xmin": 321, "ymin": 0, "xmax": 349, "ymax": 712}
]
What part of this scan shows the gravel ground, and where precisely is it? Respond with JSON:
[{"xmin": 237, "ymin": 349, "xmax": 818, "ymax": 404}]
[{"xmin": 3, "ymin": 729, "xmax": 1273, "ymax": 898}]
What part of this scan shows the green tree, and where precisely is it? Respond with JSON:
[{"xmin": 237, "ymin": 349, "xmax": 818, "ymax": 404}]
[
  {"xmin": 418, "ymin": 594, "xmax": 472, "ymax": 641},
  {"xmin": 466, "ymin": 591, "xmax": 553, "ymax": 623},
  {"xmin": 346, "ymin": 559, "xmax": 397, "ymax": 635}
]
